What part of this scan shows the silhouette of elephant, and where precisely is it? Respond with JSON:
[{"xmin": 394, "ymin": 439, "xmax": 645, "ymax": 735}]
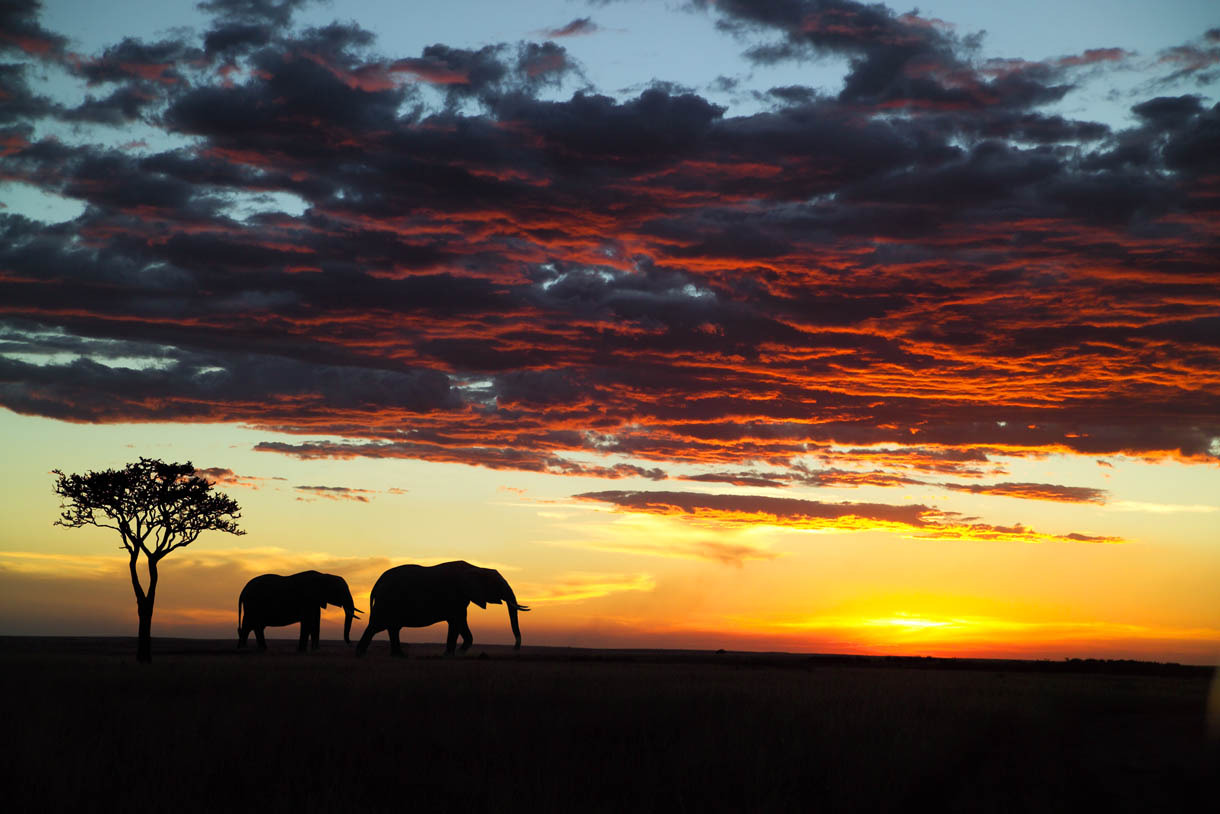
[
  {"xmin": 355, "ymin": 560, "xmax": 530, "ymax": 657},
  {"xmin": 238, "ymin": 570, "xmax": 362, "ymax": 651}
]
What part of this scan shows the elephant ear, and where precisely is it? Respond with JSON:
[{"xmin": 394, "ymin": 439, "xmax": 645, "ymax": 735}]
[
  {"xmin": 460, "ymin": 567, "xmax": 504, "ymax": 609},
  {"xmin": 298, "ymin": 570, "xmax": 328, "ymax": 608}
]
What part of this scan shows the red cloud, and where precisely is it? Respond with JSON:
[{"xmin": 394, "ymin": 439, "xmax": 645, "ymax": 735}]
[
  {"xmin": 1056, "ymin": 48, "xmax": 1130, "ymax": 68},
  {"xmin": 575, "ymin": 490, "xmax": 1123, "ymax": 544},
  {"xmin": 389, "ymin": 58, "xmax": 470, "ymax": 85},
  {"xmin": 194, "ymin": 467, "xmax": 263, "ymax": 488},
  {"xmin": 942, "ymin": 482, "xmax": 1107, "ymax": 504},
  {"xmin": 293, "ymin": 485, "xmax": 376, "ymax": 502},
  {"xmin": 542, "ymin": 18, "xmax": 600, "ymax": 38}
]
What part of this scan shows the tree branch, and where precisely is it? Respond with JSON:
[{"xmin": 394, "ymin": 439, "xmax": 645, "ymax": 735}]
[{"xmin": 127, "ymin": 549, "xmax": 146, "ymax": 604}]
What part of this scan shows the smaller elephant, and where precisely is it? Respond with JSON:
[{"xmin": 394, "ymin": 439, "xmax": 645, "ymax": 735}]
[
  {"xmin": 355, "ymin": 560, "xmax": 529, "ymax": 657},
  {"xmin": 238, "ymin": 570, "xmax": 362, "ymax": 651}
]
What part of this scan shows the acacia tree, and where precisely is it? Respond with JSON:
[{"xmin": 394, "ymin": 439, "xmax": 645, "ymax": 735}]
[{"xmin": 53, "ymin": 458, "xmax": 245, "ymax": 663}]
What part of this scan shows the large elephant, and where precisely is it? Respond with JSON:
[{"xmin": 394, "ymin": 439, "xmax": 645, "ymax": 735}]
[
  {"xmin": 354, "ymin": 560, "xmax": 530, "ymax": 657},
  {"xmin": 238, "ymin": 570, "xmax": 361, "ymax": 651}
]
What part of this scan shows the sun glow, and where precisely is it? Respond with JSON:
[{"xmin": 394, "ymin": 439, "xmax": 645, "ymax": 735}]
[{"xmin": 863, "ymin": 613, "xmax": 959, "ymax": 631}]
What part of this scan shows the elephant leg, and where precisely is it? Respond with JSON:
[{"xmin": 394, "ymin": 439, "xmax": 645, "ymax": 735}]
[
  {"xmin": 458, "ymin": 620, "xmax": 473, "ymax": 653},
  {"xmin": 298, "ymin": 623, "xmax": 309, "ymax": 652},
  {"xmin": 445, "ymin": 622, "xmax": 460, "ymax": 656},
  {"xmin": 238, "ymin": 626, "xmax": 250, "ymax": 649},
  {"xmin": 355, "ymin": 622, "xmax": 379, "ymax": 657},
  {"xmin": 255, "ymin": 627, "xmax": 267, "ymax": 650},
  {"xmin": 309, "ymin": 608, "xmax": 321, "ymax": 650},
  {"xmin": 388, "ymin": 627, "xmax": 407, "ymax": 658}
]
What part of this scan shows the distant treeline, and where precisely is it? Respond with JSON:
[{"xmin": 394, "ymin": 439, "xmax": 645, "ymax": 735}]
[
  {"xmin": 804, "ymin": 654, "xmax": 1215, "ymax": 678},
  {"xmin": 557, "ymin": 649, "xmax": 1217, "ymax": 677}
]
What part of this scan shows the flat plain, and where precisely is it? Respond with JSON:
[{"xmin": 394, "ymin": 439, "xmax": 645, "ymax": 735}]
[{"xmin": 4, "ymin": 637, "xmax": 1216, "ymax": 812}]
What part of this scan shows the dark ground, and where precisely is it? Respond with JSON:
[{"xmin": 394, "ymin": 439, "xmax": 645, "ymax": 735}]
[{"xmin": 3, "ymin": 637, "xmax": 1217, "ymax": 813}]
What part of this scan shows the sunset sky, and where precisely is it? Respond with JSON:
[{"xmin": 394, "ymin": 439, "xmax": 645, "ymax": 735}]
[{"xmin": 2, "ymin": 0, "xmax": 1218, "ymax": 663}]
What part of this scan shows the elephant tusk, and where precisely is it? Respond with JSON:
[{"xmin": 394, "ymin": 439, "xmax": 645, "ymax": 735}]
[{"xmin": 515, "ymin": 604, "xmax": 531, "ymax": 612}]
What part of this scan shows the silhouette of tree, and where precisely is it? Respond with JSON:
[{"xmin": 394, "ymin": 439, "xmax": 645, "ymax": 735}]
[{"xmin": 52, "ymin": 458, "xmax": 244, "ymax": 662}]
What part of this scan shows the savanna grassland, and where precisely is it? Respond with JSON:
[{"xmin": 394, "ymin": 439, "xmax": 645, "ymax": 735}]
[{"xmin": 4, "ymin": 638, "xmax": 1216, "ymax": 813}]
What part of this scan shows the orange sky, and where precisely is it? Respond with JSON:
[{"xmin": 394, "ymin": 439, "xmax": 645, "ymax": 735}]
[{"xmin": 3, "ymin": 415, "xmax": 1217, "ymax": 664}]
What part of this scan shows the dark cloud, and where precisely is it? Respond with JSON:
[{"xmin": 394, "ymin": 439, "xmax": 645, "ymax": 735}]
[
  {"xmin": 73, "ymin": 37, "xmax": 200, "ymax": 86},
  {"xmin": 202, "ymin": 22, "xmax": 273, "ymax": 56},
  {"xmin": 1132, "ymin": 95, "xmax": 1204, "ymax": 125},
  {"xmin": 0, "ymin": 64, "xmax": 57, "ymax": 123},
  {"xmin": 941, "ymin": 482, "xmax": 1108, "ymax": 505},
  {"xmin": 197, "ymin": 0, "xmax": 314, "ymax": 26},
  {"xmin": 1153, "ymin": 33, "xmax": 1220, "ymax": 86},
  {"xmin": 0, "ymin": 0, "xmax": 67, "ymax": 59},
  {"xmin": 575, "ymin": 490, "xmax": 1122, "ymax": 543},
  {"xmin": 516, "ymin": 41, "xmax": 575, "ymax": 87},
  {"xmin": 0, "ymin": 349, "xmax": 460, "ymax": 424},
  {"xmin": 293, "ymin": 484, "xmax": 375, "ymax": 502},
  {"xmin": 765, "ymin": 85, "xmax": 820, "ymax": 106},
  {"xmin": 679, "ymin": 468, "xmax": 1107, "ymax": 504},
  {"xmin": 62, "ymin": 85, "xmax": 161, "ymax": 124},
  {"xmin": 701, "ymin": 0, "xmax": 1124, "ymax": 116},
  {"xmin": 0, "ymin": 0, "xmax": 1216, "ymax": 524},
  {"xmin": 255, "ymin": 440, "xmax": 667, "ymax": 481},
  {"xmin": 1162, "ymin": 101, "xmax": 1220, "ymax": 175},
  {"xmin": 578, "ymin": 488, "xmax": 937, "ymax": 526}
]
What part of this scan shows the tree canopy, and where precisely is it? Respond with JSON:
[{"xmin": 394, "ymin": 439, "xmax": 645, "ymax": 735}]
[{"xmin": 53, "ymin": 457, "xmax": 245, "ymax": 661}]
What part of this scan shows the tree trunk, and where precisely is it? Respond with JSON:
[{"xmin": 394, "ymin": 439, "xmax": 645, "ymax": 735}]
[
  {"xmin": 133, "ymin": 554, "xmax": 159, "ymax": 664},
  {"xmin": 136, "ymin": 598, "xmax": 154, "ymax": 663}
]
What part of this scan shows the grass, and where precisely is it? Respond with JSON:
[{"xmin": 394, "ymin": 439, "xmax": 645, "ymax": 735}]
[{"xmin": 4, "ymin": 637, "xmax": 1216, "ymax": 812}]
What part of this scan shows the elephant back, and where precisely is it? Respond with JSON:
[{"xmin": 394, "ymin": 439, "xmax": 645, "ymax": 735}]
[
  {"xmin": 368, "ymin": 563, "xmax": 462, "ymax": 626},
  {"xmin": 239, "ymin": 573, "xmax": 312, "ymax": 626}
]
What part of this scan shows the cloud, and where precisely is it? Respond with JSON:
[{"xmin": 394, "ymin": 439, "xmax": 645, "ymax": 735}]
[
  {"xmin": 255, "ymin": 440, "xmax": 667, "ymax": 481},
  {"xmin": 293, "ymin": 484, "xmax": 377, "ymax": 502},
  {"xmin": 0, "ymin": 1, "xmax": 68, "ymax": 60},
  {"xmin": 553, "ymin": 530, "xmax": 780, "ymax": 566},
  {"xmin": 73, "ymin": 37, "xmax": 200, "ymax": 86},
  {"xmin": 941, "ymin": 481, "xmax": 1107, "ymax": 504},
  {"xmin": 541, "ymin": 18, "xmax": 600, "ymax": 38},
  {"xmin": 703, "ymin": 0, "xmax": 1074, "ymax": 111},
  {"xmin": 518, "ymin": 571, "xmax": 654, "ymax": 603},
  {"xmin": 386, "ymin": 41, "xmax": 578, "ymax": 102},
  {"xmin": 194, "ymin": 466, "xmax": 269, "ymax": 489},
  {"xmin": 1154, "ymin": 31, "xmax": 1220, "ymax": 86},
  {"xmin": 678, "ymin": 468, "xmax": 1107, "ymax": 504},
  {"xmin": 575, "ymin": 490, "xmax": 1123, "ymax": 543},
  {"xmin": 0, "ymin": 0, "xmax": 1216, "ymax": 540},
  {"xmin": 198, "ymin": 0, "xmax": 316, "ymax": 27}
]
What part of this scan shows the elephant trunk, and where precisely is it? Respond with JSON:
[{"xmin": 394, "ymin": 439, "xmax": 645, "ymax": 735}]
[
  {"xmin": 335, "ymin": 580, "xmax": 361, "ymax": 646},
  {"xmin": 503, "ymin": 587, "xmax": 530, "ymax": 651},
  {"xmin": 508, "ymin": 603, "xmax": 522, "ymax": 649},
  {"xmin": 342, "ymin": 599, "xmax": 364, "ymax": 645}
]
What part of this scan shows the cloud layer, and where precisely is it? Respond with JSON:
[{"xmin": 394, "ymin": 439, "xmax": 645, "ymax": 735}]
[
  {"xmin": 576, "ymin": 490, "xmax": 1121, "ymax": 544},
  {"xmin": 2, "ymin": 1, "xmax": 1217, "ymax": 530}
]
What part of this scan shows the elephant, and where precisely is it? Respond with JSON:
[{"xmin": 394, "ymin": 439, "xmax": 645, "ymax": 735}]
[
  {"xmin": 238, "ymin": 570, "xmax": 362, "ymax": 651},
  {"xmin": 355, "ymin": 560, "xmax": 530, "ymax": 657}
]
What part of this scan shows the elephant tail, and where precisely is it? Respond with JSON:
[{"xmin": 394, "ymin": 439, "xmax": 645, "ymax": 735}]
[{"xmin": 237, "ymin": 595, "xmax": 244, "ymax": 636}]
